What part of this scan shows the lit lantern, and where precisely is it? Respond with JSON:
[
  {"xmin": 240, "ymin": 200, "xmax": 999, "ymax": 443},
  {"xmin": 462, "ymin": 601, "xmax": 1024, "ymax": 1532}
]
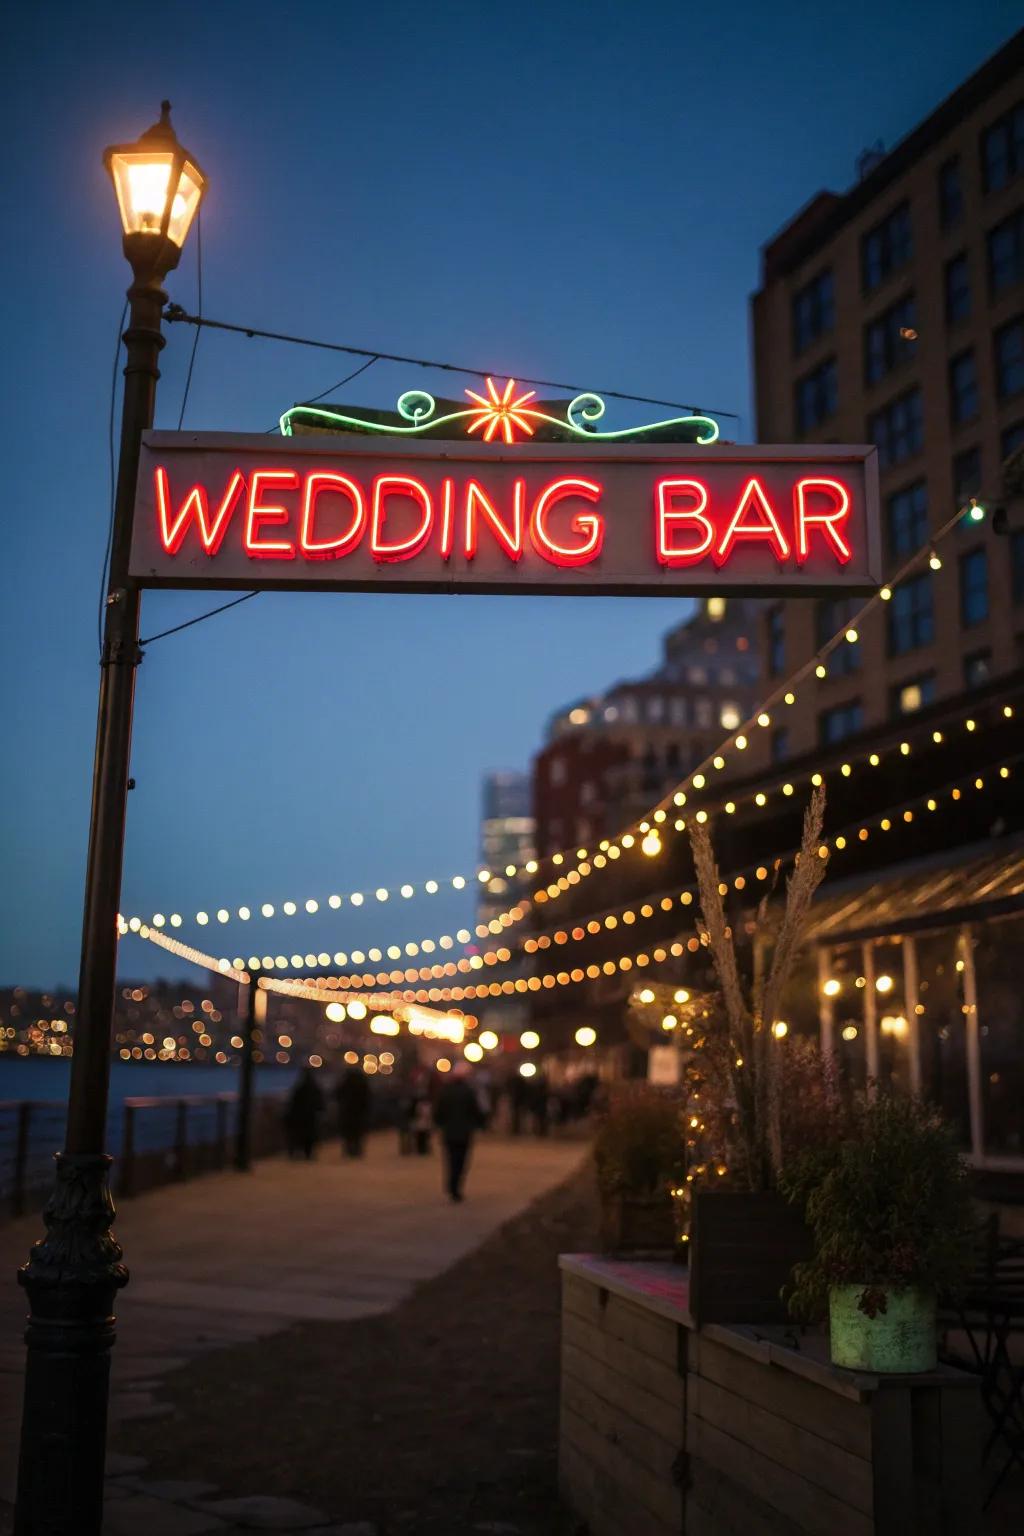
[{"xmin": 104, "ymin": 101, "xmax": 206, "ymax": 274}]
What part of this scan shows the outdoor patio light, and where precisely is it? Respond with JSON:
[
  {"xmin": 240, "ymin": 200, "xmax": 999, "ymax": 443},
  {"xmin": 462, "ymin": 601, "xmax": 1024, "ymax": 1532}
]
[{"xmin": 104, "ymin": 101, "xmax": 206, "ymax": 275}]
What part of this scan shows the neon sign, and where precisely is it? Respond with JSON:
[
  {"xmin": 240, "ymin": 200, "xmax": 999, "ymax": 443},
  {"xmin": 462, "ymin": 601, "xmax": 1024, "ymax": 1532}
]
[
  {"xmin": 132, "ymin": 433, "xmax": 881, "ymax": 596},
  {"xmin": 279, "ymin": 379, "xmax": 720, "ymax": 445}
]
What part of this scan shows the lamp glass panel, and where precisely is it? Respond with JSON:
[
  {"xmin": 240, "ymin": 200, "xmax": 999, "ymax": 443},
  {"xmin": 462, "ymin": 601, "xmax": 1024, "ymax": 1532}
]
[
  {"xmin": 166, "ymin": 161, "xmax": 204, "ymax": 247},
  {"xmin": 109, "ymin": 150, "xmax": 176, "ymax": 236}
]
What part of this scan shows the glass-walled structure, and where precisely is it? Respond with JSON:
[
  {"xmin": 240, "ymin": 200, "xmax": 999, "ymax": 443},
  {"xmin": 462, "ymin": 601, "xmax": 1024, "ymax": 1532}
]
[{"xmin": 808, "ymin": 842, "xmax": 1024, "ymax": 1168}]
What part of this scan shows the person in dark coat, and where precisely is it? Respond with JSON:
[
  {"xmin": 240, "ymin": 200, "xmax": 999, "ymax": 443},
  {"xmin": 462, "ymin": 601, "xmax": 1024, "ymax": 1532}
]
[
  {"xmin": 433, "ymin": 1063, "xmax": 484, "ymax": 1202},
  {"xmin": 284, "ymin": 1068, "xmax": 324, "ymax": 1160},
  {"xmin": 335, "ymin": 1064, "xmax": 371, "ymax": 1157}
]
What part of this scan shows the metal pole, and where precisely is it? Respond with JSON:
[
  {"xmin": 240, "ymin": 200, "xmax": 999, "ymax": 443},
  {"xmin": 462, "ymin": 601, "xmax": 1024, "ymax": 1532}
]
[
  {"xmin": 862, "ymin": 940, "xmax": 879, "ymax": 1093},
  {"xmin": 817, "ymin": 946, "xmax": 834, "ymax": 1060},
  {"xmin": 902, "ymin": 936, "xmax": 921, "ymax": 1096},
  {"xmin": 15, "ymin": 271, "xmax": 165, "ymax": 1536},
  {"xmin": 959, "ymin": 925, "xmax": 985, "ymax": 1163},
  {"xmin": 235, "ymin": 980, "xmax": 261, "ymax": 1171}
]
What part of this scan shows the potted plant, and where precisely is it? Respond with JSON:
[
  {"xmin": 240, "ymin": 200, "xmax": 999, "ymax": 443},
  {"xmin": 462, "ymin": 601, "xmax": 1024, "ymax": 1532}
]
[
  {"xmin": 593, "ymin": 1084, "xmax": 686, "ymax": 1254},
  {"xmin": 683, "ymin": 787, "xmax": 835, "ymax": 1321},
  {"xmin": 781, "ymin": 1094, "xmax": 975, "ymax": 1372}
]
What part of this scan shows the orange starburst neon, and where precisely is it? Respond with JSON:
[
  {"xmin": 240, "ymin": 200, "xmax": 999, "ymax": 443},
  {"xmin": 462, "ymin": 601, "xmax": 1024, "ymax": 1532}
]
[{"xmin": 464, "ymin": 378, "xmax": 544, "ymax": 444}]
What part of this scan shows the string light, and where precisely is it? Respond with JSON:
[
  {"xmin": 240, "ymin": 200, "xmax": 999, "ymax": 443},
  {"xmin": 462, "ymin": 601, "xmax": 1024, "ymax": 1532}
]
[
  {"xmin": 253, "ymin": 703, "xmax": 1017, "ymax": 993},
  {"xmin": 136, "ymin": 497, "xmax": 998, "ymax": 951},
  {"xmin": 257, "ymin": 756, "xmax": 1018, "ymax": 1005}
]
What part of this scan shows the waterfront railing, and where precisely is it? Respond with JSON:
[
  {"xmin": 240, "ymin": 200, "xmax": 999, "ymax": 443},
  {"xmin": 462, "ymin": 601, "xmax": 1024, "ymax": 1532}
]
[{"xmin": 0, "ymin": 1092, "xmax": 288, "ymax": 1218}]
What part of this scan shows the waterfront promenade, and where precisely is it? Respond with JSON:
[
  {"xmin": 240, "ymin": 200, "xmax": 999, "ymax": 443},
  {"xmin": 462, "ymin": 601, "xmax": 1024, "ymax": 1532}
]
[{"xmin": 0, "ymin": 1131, "xmax": 588, "ymax": 1534}]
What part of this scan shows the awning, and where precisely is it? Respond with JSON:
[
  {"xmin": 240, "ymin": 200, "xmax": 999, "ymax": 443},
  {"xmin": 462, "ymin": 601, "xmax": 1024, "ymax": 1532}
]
[{"xmin": 804, "ymin": 836, "xmax": 1024, "ymax": 946}]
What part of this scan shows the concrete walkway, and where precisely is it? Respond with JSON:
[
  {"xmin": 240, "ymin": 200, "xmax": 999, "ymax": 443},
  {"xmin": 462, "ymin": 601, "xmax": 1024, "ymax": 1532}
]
[{"xmin": 0, "ymin": 1131, "xmax": 587, "ymax": 1533}]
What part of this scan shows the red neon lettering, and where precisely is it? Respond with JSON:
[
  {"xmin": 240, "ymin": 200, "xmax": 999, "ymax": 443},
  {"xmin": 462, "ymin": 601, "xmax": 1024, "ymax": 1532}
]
[
  {"xmin": 463, "ymin": 478, "xmax": 526, "ymax": 561},
  {"xmin": 439, "ymin": 479, "xmax": 456, "ymax": 560},
  {"xmin": 529, "ymin": 479, "xmax": 604, "ymax": 567},
  {"xmin": 156, "ymin": 467, "xmax": 246, "ymax": 556},
  {"xmin": 795, "ymin": 478, "xmax": 853, "ymax": 564},
  {"xmin": 299, "ymin": 472, "xmax": 367, "ymax": 560},
  {"xmin": 370, "ymin": 476, "xmax": 434, "ymax": 562},
  {"xmin": 715, "ymin": 477, "xmax": 790, "ymax": 566},
  {"xmin": 655, "ymin": 479, "xmax": 713, "ymax": 566},
  {"xmin": 244, "ymin": 470, "xmax": 299, "ymax": 559}
]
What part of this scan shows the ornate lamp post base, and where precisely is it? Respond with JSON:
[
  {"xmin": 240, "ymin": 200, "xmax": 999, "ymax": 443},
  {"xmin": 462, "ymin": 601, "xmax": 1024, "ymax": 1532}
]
[{"xmin": 16, "ymin": 1155, "xmax": 127, "ymax": 1534}]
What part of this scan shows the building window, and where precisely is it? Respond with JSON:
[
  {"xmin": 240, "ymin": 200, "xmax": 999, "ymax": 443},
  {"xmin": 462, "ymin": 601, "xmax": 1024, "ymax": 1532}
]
[
  {"xmin": 548, "ymin": 756, "xmax": 567, "ymax": 787},
  {"xmin": 953, "ymin": 446, "xmax": 982, "ymax": 506},
  {"xmin": 981, "ymin": 102, "xmax": 1024, "ymax": 194},
  {"xmin": 960, "ymin": 548, "xmax": 989, "ymax": 627},
  {"xmin": 891, "ymin": 674, "xmax": 936, "ymax": 716},
  {"xmin": 887, "ymin": 572, "xmax": 934, "ymax": 655},
  {"xmin": 869, "ymin": 388, "xmax": 923, "ymax": 468},
  {"xmin": 949, "ymin": 349, "xmax": 979, "ymax": 424},
  {"xmin": 817, "ymin": 596, "xmax": 861, "ymax": 674},
  {"xmin": 795, "ymin": 357, "xmax": 838, "ymax": 434},
  {"xmin": 819, "ymin": 700, "xmax": 864, "ymax": 747},
  {"xmin": 964, "ymin": 650, "xmax": 992, "ymax": 689},
  {"xmin": 988, "ymin": 209, "xmax": 1024, "ymax": 296},
  {"xmin": 1002, "ymin": 421, "xmax": 1024, "ymax": 461},
  {"xmin": 862, "ymin": 202, "xmax": 912, "ymax": 291},
  {"xmin": 771, "ymin": 728, "xmax": 790, "ymax": 764},
  {"xmin": 669, "ymin": 698, "xmax": 687, "ymax": 726},
  {"xmin": 886, "ymin": 480, "xmax": 928, "ymax": 559},
  {"xmin": 939, "ymin": 156, "xmax": 963, "ymax": 228},
  {"xmin": 864, "ymin": 294, "xmax": 917, "ymax": 385},
  {"xmin": 767, "ymin": 606, "xmax": 785, "ymax": 675},
  {"xmin": 995, "ymin": 317, "xmax": 1024, "ymax": 399},
  {"xmin": 695, "ymin": 699, "xmax": 712, "ymax": 728},
  {"xmin": 646, "ymin": 695, "xmax": 664, "ymax": 723},
  {"xmin": 944, "ymin": 253, "xmax": 971, "ymax": 324},
  {"xmin": 1012, "ymin": 530, "xmax": 1024, "ymax": 604},
  {"xmin": 792, "ymin": 269, "xmax": 834, "ymax": 353}
]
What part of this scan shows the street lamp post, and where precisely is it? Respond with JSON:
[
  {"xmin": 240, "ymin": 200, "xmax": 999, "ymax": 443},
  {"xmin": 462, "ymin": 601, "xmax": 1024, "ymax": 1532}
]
[{"xmin": 14, "ymin": 104, "xmax": 205, "ymax": 1536}]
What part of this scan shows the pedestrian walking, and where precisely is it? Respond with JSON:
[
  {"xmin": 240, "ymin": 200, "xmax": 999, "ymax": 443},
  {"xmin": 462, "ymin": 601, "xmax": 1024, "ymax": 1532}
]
[
  {"xmin": 336, "ymin": 1063, "xmax": 371, "ymax": 1157},
  {"xmin": 283, "ymin": 1067, "xmax": 324, "ymax": 1160},
  {"xmin": 433, "ymin": 1062, "xmax": 484, "ymax": 1202}
]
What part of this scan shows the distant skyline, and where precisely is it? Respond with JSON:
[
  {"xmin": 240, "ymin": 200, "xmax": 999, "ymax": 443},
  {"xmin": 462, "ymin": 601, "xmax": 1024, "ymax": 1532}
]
[{"xmin": 3, "ymin": 1, "xmax": 1020, "ymax": 986}]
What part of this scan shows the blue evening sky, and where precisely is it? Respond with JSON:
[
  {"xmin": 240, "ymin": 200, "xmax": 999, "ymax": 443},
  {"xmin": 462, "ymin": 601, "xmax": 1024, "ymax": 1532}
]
[{"xmin": 3, "ymin": 1, "xmax": 1019, "ymax": 987}]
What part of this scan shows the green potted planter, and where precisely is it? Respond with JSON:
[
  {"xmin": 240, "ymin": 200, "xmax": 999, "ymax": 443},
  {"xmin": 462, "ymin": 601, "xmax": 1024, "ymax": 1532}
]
[
  {"xmin": 829, "ymin": 1284, "xmax": 937, "ymax": 1373},
  {"xmin": 781, "ymin": 1094, "xmax": 974, "ymax": 1374}
]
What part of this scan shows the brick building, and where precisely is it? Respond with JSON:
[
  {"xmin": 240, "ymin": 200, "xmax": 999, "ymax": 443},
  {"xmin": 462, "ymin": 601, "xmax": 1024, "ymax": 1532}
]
[{"xmin": 750, "ymin": 31, "xmax": 1024, "ymax": 764}]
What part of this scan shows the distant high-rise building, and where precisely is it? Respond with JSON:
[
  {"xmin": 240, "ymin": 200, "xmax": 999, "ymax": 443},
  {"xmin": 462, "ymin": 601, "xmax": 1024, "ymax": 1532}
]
[{"xmin": 478, "ymin": 772, "xmax": 535, "ymax": 925}]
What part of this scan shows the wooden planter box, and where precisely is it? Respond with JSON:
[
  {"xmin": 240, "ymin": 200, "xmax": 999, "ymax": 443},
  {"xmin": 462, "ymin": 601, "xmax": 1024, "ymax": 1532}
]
[
  {"xmin": 689, "ymin": 1189, "xmax": 813, "ymax": 1325},
  {"xmin": 558, "ymin": 1255, "xmax": 981, "ymax": 1536},
  {"xmin": 599, "ymin": 1193, "xmax": 675, "ymax": 1255}
]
